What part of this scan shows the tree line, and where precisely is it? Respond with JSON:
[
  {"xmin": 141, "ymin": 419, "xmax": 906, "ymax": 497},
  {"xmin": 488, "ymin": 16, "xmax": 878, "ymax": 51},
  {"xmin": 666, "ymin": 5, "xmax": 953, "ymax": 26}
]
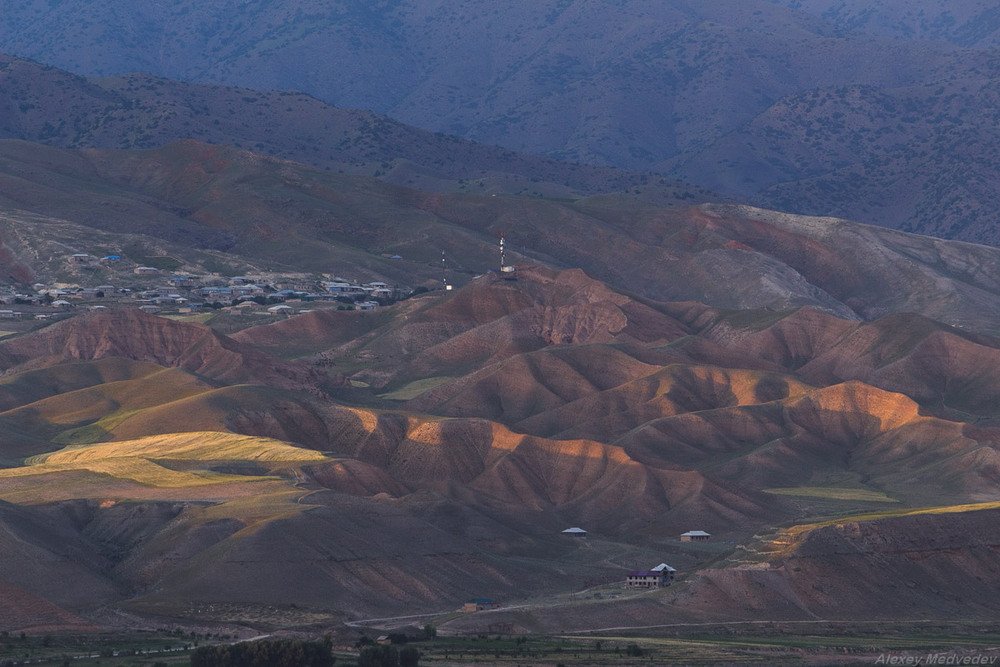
[{"xmin": 190, "ymin": 638, "xmax": 334, "ymax": 667}]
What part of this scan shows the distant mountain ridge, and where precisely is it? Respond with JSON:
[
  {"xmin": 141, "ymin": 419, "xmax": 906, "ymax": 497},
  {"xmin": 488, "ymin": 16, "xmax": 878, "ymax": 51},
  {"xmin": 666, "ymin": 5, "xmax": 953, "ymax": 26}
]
[
  {"xmin": 765, "ymin": 0, "xmax": 1000, "ymax": 48},
  {"xmin": 4, "ymin": 2, "xmax": 1000, "ymax": 243},
  {"xmin": 0, "ymin": 54, "xmax": 701, "ymax": 204}
]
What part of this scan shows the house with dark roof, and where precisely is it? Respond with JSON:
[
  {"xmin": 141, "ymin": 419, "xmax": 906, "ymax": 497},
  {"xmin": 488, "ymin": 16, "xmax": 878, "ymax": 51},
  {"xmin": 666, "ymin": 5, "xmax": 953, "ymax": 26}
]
[{"xmin": 680, "ymin": 530, "xmax": 711, "ymax": 542}]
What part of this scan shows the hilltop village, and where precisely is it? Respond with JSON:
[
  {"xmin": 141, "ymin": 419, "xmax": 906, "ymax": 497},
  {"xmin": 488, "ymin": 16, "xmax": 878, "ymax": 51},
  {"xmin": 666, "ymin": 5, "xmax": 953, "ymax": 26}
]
[{"xmin": 0, "ymin": 251, "xmax": 410, "ymax": 327}]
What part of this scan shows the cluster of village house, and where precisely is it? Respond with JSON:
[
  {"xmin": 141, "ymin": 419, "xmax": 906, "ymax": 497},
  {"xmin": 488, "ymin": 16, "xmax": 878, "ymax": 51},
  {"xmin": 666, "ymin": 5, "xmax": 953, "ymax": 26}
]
[
  {"xmin": 0, "ymin": 253, "xmax": 402, "ymax": 320},
  {"xmin": 461, "ymin": 528, "xmax": 712, "ymax": 613}
]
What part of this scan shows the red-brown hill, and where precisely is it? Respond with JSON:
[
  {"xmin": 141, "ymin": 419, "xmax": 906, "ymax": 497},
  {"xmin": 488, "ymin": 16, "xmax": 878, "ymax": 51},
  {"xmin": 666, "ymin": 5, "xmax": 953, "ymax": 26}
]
[
  {"xmin": 682, "ymin": 505, "xmax": 1000, "ymax": 621},
  {"xmin": 0, "ymin": 308, "xmax": 336, "ymax": 392},
  {"xmin": 2, "ymin": 257, "xmax": 1000, "ymax": 630}
]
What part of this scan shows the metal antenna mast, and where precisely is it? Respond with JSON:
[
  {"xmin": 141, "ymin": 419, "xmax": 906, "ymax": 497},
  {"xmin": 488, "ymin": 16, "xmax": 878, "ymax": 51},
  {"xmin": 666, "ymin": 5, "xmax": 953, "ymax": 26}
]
[
  {"xmin": 500, "ymin": 233, "xmax": 516, "ymax": 275},
  {"xmin": 442, "ymin": 251, "xmax": 452, "ymax": 290}
]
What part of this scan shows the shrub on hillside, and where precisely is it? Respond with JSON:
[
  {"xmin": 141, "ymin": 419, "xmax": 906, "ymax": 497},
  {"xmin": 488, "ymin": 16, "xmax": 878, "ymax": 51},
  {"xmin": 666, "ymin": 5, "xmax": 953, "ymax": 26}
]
[{"xmin": 358, "ymin": 644, "xmax": 399, "ymax": 667}]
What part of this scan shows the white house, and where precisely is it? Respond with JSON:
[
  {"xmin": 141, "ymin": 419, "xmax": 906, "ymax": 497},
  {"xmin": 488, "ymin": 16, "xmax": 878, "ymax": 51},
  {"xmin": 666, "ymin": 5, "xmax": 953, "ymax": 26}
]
[{"xmin": 561, "ymin": 527, "xmax": 587, "ymax": 538}]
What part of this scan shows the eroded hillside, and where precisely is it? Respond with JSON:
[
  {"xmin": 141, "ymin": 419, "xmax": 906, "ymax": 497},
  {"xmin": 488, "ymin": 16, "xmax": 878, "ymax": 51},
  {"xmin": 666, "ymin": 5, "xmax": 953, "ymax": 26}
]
[{"xmin": 1, "ymin": 265, "xmax": 999, "ymax": 632}]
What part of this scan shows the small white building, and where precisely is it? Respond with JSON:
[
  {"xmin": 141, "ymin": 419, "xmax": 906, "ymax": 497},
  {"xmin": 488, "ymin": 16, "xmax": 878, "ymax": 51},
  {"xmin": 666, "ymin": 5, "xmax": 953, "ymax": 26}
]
[{"xmin": 561, "ymin": 527, "xmax": 587, "ymax": 538}]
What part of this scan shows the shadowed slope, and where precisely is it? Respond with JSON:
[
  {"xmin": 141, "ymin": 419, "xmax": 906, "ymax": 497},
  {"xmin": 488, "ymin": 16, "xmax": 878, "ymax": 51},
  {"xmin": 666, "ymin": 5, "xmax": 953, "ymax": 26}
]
[
  {"xmin": 0, "ymin": 500, "xmax": 120, "ymax": 612},
  {"xmin": 682, "ymin": 505, "xmax": 1000, "ymax": 621},
  {"xmin": 444, "ymin": 503, "xmax": 1000, "ymax": 633},
  {"xmin": 0, "ymin": 581, "xmax": 96, "ymax": 633}
]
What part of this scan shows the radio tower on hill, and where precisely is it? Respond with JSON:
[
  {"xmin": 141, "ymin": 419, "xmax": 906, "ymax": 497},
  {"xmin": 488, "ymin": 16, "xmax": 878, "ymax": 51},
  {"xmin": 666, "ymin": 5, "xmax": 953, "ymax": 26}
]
[
  {"xmin": 499, "ymin": 233, "xmax": 516, "ymax": 278},
  {"xmin": 442, "ymin": 251, "xmax": 452, "ymax": 290}
]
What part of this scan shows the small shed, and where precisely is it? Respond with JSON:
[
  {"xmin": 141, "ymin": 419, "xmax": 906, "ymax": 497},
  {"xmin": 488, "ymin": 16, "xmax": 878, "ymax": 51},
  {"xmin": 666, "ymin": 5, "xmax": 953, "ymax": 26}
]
[
  {"xmin": 462, "ymin": 598, "xmax": 501, "ymax": 612},
  {"xmin": 561, "ymin": 527, "xmax": 588, "ymax": 538},
  {"xmin": 680, "ymin": 530, "xmax": 711, "ymax": 542}
]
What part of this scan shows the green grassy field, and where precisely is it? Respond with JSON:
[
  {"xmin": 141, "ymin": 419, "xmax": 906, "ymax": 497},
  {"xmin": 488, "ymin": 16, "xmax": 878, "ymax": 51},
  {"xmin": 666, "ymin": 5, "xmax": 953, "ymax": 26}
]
[
  {"xmin": 340, "ymin": 622, "xmax": 1000, "ymax": 666},
  {"xmin": 378, "ymin": 376, "xmax": 453, "ymax": 400},
  {"xmin": 763, "ymin": 486, "xmax": 899, "ymax": 502},
  {"xmin": 7, "ymin": 620, "xmax": 1000, "ymax": 666}
]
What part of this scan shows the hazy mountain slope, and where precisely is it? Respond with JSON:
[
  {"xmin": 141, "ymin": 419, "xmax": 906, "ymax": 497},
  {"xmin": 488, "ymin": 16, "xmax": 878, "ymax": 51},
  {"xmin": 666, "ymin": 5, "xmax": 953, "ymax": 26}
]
[
  {"xmin": 669, "ymin": 73, "xmax": 1000, "ymax": 244},
  {"xmin": 766, "ymin": 0, "xmax": 1000, "ymax": 48},
  {"xmin": 0, "ymin": 2, "xmax": 964, "ymax": 164},
  {"xmin": 0, "ymin": 55, "xmax": 699, "ymax": 203},
  {"xmin": 0, "ymin": 580, "xmax": 95, "ymax": 632},
  {"xmin": 6, "ymin": 4, "xmax": 1000, "ymax": 243}
]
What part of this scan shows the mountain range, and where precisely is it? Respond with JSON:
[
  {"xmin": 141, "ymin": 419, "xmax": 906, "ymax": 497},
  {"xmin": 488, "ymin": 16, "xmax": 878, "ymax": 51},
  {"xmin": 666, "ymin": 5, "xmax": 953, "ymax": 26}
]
[
  {"xmin": 3, "ymin": 0, "xmax": 1000, "ymax": 643},
  {"xmin": 4, "ymin": 2, "xmax": 1000, "ymax": 243}
]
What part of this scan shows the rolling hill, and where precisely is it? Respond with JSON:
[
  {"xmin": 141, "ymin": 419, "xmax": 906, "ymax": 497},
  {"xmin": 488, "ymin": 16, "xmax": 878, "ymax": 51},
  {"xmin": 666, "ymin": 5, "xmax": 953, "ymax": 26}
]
[
  {"xmin": 6, "ymin": 139, "xmax": 1000, "ymax": 340},
  {"xmin": 1, "ymin": 262, "xmax": 1000, "ymax": 632}
]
